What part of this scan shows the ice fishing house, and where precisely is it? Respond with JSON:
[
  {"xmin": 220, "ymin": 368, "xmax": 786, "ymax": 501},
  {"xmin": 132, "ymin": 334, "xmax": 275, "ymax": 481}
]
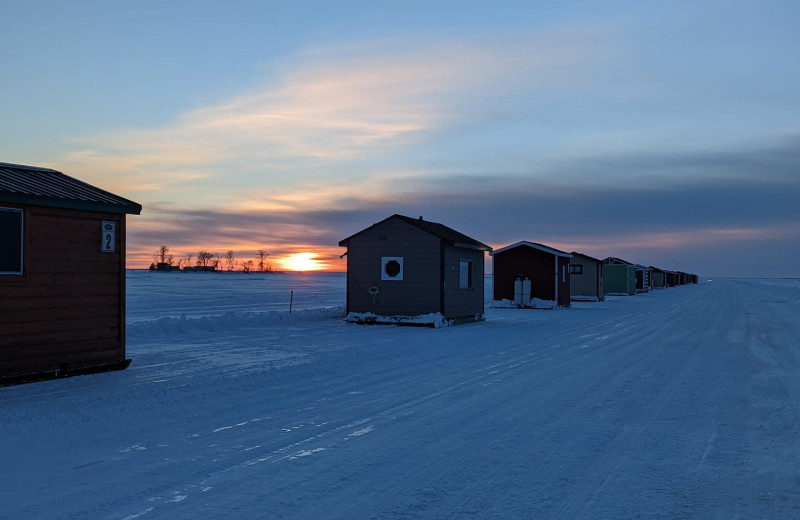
[
  {"xmin": 491, "ymin": 241, "xmax": 572, "ymax": 308},
  {"xmin": 0, "ymin": 162, "xmax": 142, "ymax": 384},
  {"xmin": 338, "ymin": 214, "xmax": 492, "ymax": 326},
  {"xmin": 569, "ymin": 252, "xmax": 605, "ymax": 302}
]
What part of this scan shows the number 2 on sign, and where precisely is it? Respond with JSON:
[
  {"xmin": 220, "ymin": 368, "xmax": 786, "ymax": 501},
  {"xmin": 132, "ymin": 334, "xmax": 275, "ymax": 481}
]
[{"xmin": 101, "ymin": 221, "xmax": 116, "ymax": 252}]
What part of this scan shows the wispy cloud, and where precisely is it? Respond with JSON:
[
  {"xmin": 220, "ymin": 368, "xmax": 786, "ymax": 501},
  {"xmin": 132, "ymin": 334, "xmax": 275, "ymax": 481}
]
[{"xmin": 52, "ymin": 27, "xmax": 612, "ymax": 203}]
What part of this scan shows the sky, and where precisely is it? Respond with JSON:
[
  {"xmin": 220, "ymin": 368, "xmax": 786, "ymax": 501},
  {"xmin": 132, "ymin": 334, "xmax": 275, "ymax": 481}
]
[{"xmin": 2, "ymin": 0, "xmax": 799, "ymax": 276}]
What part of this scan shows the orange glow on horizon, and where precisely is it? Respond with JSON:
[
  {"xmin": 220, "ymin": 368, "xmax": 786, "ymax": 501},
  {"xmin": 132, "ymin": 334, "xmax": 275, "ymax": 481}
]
[
  {"xmin": 277, "ymin": 252, "xmax": 326, "ymax": 272},
  {"xmin": 126, "ymin": 243, "xmax": 345, "ymax": 272}
]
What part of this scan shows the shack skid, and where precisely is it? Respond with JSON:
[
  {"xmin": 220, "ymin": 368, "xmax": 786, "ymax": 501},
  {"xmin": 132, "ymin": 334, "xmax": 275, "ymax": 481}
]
[
  {"xmin": 492, "ymin": 298, "xmax": 558, "ymax": 310},
  {"xmin": 344, "ymin": 312, "xmax": 484, "ymax": 328}
]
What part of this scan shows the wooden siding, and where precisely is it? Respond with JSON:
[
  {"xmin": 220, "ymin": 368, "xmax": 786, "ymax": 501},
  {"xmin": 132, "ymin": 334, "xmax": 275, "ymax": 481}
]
[
  {"xmin": 345, "ymin": 218, "xmax": 442, "ymax": 317},
  {"xmin": 0, "ymin": 204, "xmax": 127, "ymax": 380},
  {"xmin": 493, "ymin": 246, "xmax": 571, "ymax": 307},
  {"xmin": 570, "ymin": 254, "xmax": 605, "ymax": 302}
]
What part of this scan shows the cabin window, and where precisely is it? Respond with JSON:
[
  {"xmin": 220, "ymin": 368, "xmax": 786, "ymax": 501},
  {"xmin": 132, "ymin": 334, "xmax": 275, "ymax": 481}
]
[
  {"xmin": 459, "ymin": 260, "xmax": 473, "ymax": 289},
  {"xmin": 381, "ymin": 256, "xmax": 403, "ymax": 280},
  {"xmin": 562, "ymin": 265, "xmax": 567, "ymax": 283},
  {"xmin": 0, "ymin": 207, "xmax": 23, "ymax": 275},
  {"xmin": 570, "ymin": 264, "xmax": 583, "ymax": 275}
]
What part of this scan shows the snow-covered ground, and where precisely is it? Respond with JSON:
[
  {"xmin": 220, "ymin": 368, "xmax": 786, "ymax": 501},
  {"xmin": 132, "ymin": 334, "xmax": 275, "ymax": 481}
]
[{"xmin": 2, "ymin": 272, "xmax": 800, "ymax": 519}]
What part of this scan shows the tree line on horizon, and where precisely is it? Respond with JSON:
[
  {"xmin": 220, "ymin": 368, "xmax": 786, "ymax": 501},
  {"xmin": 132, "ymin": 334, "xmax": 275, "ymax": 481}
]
[{"xmin": 149, "ymin": 245, "xmax": 273, "ymax": 272}]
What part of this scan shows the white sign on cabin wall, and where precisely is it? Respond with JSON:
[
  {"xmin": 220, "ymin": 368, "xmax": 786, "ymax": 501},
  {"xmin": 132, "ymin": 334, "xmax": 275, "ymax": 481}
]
[{"xmin": 101, "ymin": 221, "xmax": 116, "ymax": 252}]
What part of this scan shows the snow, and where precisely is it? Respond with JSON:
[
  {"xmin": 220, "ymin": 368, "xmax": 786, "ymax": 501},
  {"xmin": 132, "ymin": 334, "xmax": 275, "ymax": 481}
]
[{"xmin": 2, "ymin": 272, "xmax": 800, "ymax": 519}]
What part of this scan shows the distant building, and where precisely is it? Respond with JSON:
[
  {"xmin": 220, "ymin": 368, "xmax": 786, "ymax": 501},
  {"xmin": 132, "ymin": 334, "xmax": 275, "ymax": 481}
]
[
  {"xmin": 569, "ymin": 252, "xmax": 605, "ymax": 302},
  {"xmin": 491, "ymin": 241, "xmax": 572, "ymax": 308},
  {"xmin": 338, "ymin": 214, "xmax": 491, "ymax": 326},
  {"xmin": 605, "ymin": 257, "xmax": 649, "ymax": 293},
  {"xmin": 0, "ymin": 162, "xmax": 141, "ymax": 384},
  {"xmin": 649, "ymin": 266, "xmax": 668, "ymax": 290},
  {"xmin": 603, "ymin": 263, "xmax": 637, "ymax": 296}
]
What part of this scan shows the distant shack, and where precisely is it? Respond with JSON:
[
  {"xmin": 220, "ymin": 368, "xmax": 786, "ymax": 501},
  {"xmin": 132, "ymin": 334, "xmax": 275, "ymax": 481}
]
[
  {"xmin": 569, "ymin": 252, "xmax": 605, "ymax": 302},
  {"xmin": 0, "ymin": 162, "xmax": 141, "ymax": 384},
  {"xmin": 338, "ymin": 214, "xmax": 491, "ymax": 326},
  {"xmin": 491, "ymin": 241, "xmax": 572, "ymax": 308}
]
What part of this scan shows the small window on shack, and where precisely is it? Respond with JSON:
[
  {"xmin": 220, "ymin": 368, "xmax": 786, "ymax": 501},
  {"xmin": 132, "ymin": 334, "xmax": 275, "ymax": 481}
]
[
  {"xmin": 570, "ymin": 264, "xmax": 583, "ymax": 275},
  {"xmin": 0, "ymin": 207, "xmax": 23, "ymax": 275},
  {"xmin": 459, "ymin": 260, "xmax": 473, "ymax": 290}
]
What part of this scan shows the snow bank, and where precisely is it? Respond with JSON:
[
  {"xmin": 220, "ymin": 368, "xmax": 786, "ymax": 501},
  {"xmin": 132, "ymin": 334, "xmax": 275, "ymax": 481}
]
[
  {"xmin": 492, "ymin": 297, "xmax": 558, "ymax": 309},
  {"xmin": 128, "ymin": 307, "xmax": 346, "ymax": 339},
  {"xmin": 344, "ymin": 312, "xmax": 453, "ymax": 328}
]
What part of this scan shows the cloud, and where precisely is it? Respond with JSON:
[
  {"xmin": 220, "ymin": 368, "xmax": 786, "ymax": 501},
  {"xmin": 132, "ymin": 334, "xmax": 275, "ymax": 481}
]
[{"xmin": 53, "ymin": 26, "xmax": 613, "ymax": 204}]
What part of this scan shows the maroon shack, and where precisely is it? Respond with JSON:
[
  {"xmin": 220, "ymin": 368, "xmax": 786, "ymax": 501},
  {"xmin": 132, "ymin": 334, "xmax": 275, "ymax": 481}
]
[
  {"xmin": 491, "ymin": 241, "xmax": 572, "ymax": 308},
  {"xmin": 0, "ymin": 162, "xmax": 141, "ymax": 384}
]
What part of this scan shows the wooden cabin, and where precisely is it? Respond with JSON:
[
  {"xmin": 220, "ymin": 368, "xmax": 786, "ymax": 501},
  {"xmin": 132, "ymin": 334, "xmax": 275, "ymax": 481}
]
[
  {"xmin": 491, "ymin": 241, "xmax": 572, "ymax": 308},
  {"xmin": 605, "ymin": 257, "xmax": 649, "ymax": 293},
  {"xmin": 603, "ymin": 263, "xmax": 637, "ymax": 296},
  {"xmin": 0, "ymin": 162, "xmax": 141, "ymax": 384},
  {"xmin": 338, "ymin": 214, "xmax": 491, "ymax": 326},
  {"xmin": 569, "ymin": 252, "xmax": 605, "ymax": 302},
  {"xmin": 649, "ymin": 266, "xmax": 667, "ymax": 289},
  {"xmin": 666, "ymin": 270, "xmax": 678, "ymax": 287}
]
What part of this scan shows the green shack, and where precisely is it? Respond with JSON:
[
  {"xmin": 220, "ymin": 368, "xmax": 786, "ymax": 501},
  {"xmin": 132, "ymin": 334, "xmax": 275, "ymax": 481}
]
[{"xmin": 604, "ymin": 263, "xmax": 637, "ymax": 296}]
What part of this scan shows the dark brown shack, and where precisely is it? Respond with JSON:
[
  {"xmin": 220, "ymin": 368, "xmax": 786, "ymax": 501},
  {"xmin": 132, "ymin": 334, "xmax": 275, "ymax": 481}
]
[
  {"xmin": 491, "ymin": 241, "xmax": 572, "ymax": 308},
  {"xmin": 1, "ymin": 162, "xmax": 141, "ymax": 384},
  {"xmin": 338, "ymin": 214, "xmax": 491, "ymax": 326}
]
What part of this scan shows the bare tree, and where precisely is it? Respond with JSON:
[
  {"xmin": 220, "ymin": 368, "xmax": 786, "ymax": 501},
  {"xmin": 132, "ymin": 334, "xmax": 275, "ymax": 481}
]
[
  {"xmin": 184, "ymin": 253, "xmax": 193, "ymax": 271},
  {"xmin": 257, "ymin": 249, "xmax": 271, "ymax": 272},
  {"xmin": 197, "ymin": 250, "xmax": 214, "ymax": 269},
  {"xmin": 154, "ymin": 245, "xmax": 170, "ymax": 264},
  {"xmin": 224, "ymin": 250, "xmax": 236, "ymax": 271},
  {"xmin": 242, "ymin": 259, "xmax": 254, "ymax": 273}
]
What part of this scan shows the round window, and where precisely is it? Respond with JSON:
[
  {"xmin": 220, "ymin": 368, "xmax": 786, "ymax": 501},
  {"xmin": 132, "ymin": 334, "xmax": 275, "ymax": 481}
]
[{"xmin": 384, "ymin": 260, "xmax": 401, "ymax": 277}]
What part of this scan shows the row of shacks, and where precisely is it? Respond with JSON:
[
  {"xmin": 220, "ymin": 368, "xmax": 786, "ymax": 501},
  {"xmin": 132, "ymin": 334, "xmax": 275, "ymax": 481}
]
[
  {"xmin": 338, "ymin": 214, "xmax": 698, "ymax": 326},
  {"xmin": 1, "ymin": 161, "xmax": 696, "ymax": 383}
]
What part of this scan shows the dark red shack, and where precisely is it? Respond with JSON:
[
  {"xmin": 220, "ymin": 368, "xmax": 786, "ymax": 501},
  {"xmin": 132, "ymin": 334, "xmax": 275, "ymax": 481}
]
[
  {"xmin": 491, "ymin": 241, "xmax": 572, "ymax": 308},
  {"xmin": 0, "ymin": 162, "xmax": 141, "ymax": 384}
]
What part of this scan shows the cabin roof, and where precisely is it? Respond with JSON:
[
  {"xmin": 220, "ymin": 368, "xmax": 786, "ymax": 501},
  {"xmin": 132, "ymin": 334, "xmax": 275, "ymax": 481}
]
[
  {"xmin": 0, "ymin": 162, "xmax": 142, "ymax": 215},
  {"xmin": 570, "ymin": 251, "xmax": 604, "ymax": 263},
  {"xmin": 338, "ymin": 213, "xmax": 492, "ymax": 251},
  {"xmin": 490, "ymin": 240, "xmax": 572, "ymax": 258},
  {"xmin": 603, "ymin": 256, "xmax": 634, "ymax": 265}
]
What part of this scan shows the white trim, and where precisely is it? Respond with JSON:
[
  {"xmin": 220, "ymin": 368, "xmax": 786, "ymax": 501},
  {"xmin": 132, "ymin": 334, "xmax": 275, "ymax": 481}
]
[
  {"xmin": 490, "ymin": 240, "xmax": 572, "ymax": 258},
  {"xmin": 381, "ymin": 256, "xmax": 404, "ymax": 281}
]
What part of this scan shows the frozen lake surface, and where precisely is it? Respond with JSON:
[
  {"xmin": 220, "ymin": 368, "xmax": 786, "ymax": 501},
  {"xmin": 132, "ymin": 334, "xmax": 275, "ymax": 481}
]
[{"xmin": 2, "ymin": 273, "xmax": 799, "ymax": 519}]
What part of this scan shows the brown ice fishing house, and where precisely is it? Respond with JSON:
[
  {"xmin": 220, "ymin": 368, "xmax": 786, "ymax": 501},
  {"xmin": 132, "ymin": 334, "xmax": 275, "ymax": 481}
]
[
  {"xmin": 1, "ymin": 162, "xmax": 142, "ymax": 384},
  {"xmin": 338, "ymin": 214, "xmax": 492, "ymax": 325}
]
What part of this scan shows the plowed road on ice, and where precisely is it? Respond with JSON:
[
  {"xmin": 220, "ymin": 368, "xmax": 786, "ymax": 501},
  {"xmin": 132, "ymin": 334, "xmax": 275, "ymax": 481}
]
[{"xmin": 2, "ymin": 276, "xmax": 799, "ymax": 519}]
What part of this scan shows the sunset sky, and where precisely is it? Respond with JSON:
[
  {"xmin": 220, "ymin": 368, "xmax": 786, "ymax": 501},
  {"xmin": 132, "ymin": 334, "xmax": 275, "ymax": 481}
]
[{"xmin": 2, "ymin": 1, "xmax": 799, "ymax": 276}]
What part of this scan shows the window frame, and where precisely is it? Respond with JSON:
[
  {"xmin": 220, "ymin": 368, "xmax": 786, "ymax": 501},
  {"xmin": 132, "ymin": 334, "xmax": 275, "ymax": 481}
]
[
  {"xmin": 569, "ymin": 264, "xmax": 583, "ymax": 275},
  {"xmin": 0, "ymin": 207, "xmax": 24, "ymax": 275},
  {"xmin": 458, "ymin": 259, "xmax": 473, "ymax": 290}
]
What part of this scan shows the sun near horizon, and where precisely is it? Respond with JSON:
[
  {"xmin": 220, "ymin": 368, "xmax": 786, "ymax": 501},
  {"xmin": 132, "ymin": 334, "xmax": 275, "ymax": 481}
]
[{"xmin": 278, "ymin": 252, "xmax": 326, "ymax": 272}]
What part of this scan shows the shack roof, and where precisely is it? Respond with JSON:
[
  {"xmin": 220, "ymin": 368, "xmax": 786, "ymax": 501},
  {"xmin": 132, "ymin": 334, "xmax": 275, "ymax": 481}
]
[
  {"xmin": 0, "ymin": 162, "xmax": 142, "ymax": 215},
  {"xmin": 570, "ymin": 251, "xmax": 604, "ymax": 263},
  {"xmin": 604, "ymin": 256, "xmax": 634, "ymax": 265},
  {"xmin": 490, "ymin": 241, "xmax": 572, "ymax": 258},
  {"xmin": 338, "ymin": 214, "xmax": 491, "ymax": 251}
]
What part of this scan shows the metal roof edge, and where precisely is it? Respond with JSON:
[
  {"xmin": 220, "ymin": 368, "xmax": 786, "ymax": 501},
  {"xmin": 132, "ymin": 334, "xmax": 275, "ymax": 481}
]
[
  {"xmin": 490, "ymin": 240, "xmax": 572, "ymax": 257},
  {"xmin": 0, "ymin": 193, "xmax": 142, "ymax": 215}
]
